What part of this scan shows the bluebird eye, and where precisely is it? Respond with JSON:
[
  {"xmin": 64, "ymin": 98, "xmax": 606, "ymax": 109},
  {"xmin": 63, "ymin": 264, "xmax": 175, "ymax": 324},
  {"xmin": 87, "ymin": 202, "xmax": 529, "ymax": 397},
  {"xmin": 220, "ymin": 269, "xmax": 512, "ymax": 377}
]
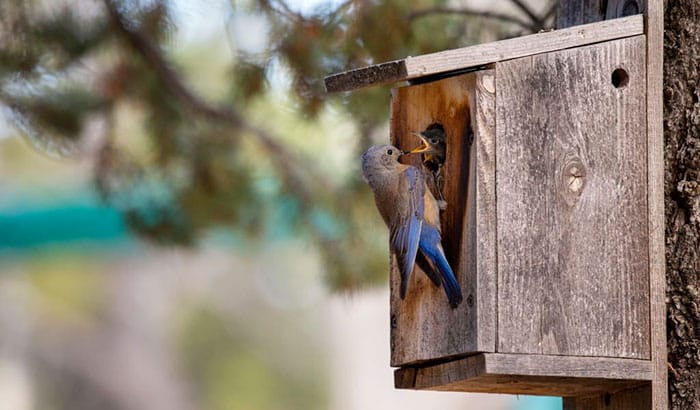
[
  {"xmin": 430, "ymin": 138, "xmax": 438, "ymax": 144},
  {"xmin": 387, "ymin": 149, "xmax": 393, "ymax": 155}
]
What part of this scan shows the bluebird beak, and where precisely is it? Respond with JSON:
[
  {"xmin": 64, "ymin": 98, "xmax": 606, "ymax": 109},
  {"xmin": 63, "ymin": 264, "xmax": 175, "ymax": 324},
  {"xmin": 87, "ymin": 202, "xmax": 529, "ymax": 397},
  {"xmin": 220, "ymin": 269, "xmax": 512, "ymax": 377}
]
[{"xmin": 407, "ymin": 132, "xmax": 430, "ymax": 154}]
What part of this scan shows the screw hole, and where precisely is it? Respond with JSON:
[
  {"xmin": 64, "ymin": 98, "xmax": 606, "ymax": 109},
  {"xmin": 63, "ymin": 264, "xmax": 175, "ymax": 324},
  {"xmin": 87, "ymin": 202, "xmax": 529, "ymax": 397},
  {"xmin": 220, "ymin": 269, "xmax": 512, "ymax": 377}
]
[{"xmin": 611, "ymin": 68, "xmax": 629, "ymax": 88}]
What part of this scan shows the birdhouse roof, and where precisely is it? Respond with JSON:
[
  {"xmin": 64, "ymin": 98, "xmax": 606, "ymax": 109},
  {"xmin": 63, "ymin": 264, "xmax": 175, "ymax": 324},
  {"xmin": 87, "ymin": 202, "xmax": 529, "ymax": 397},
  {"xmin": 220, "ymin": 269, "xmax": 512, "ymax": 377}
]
[{"xmin": 324, "ymin": 14, "xmax": 642, "ymax": 93}]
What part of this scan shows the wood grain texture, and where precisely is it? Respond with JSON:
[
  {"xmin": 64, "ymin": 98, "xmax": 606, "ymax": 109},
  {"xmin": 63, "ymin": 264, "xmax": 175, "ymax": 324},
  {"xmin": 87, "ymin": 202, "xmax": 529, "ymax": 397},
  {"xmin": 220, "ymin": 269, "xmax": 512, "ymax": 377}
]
[
  {"xmin": 472, "ymin": 71, "xmax": 497, "ymax": 351},
  {"xmin": 564, "ymin": 385, "xmax": 652, "ymax": 409},
  {"xmin": 324, "ymin": 15, "xmax": 643, "ymax": 93},
  {"xmin": 389, "ymin": 71, "xmax": 496, "ymax": 366},
  {"xmin": 559, "ymin": 1, "xmax": 665, "ymax": 408},
  {"xmin": 644, "ymin": 0, "xmax": 666, "ymax": 408},
  {"xmin": 395, "ymin": 353, "xmax": 652, "ymax": 396},
  {"xmin": 495, "ymin": 36, "xmax": 650, "ymax": 358},
  {"xmin": 324, "ymin": 60, "xmax": 406, "ymax": 95}
]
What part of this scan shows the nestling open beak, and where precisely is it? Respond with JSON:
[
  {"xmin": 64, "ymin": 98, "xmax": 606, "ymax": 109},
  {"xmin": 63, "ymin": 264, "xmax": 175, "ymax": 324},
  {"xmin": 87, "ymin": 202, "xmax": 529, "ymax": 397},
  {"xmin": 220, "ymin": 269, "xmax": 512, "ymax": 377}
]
[{"xmin": 407, "ymin": 132, "xmax": 430, "ymax": 154}]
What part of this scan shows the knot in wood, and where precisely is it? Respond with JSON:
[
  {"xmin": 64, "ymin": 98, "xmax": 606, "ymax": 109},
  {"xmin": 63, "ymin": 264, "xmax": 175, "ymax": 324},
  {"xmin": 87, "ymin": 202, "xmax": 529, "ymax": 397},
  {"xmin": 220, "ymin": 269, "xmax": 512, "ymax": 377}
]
[
  {"xmin": 560, "ymin": 157, "xmax": 587, "ymax": 206},
  {"xmin": 479, "ymin": 74, "xmax": 495, "ymax": 94}
]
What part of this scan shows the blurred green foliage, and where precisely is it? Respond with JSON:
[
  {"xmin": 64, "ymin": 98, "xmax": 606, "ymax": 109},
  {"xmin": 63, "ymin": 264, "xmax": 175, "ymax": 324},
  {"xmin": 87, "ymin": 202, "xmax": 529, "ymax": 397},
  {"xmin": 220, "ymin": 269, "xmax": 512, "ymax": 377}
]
[
  {"xmin": 0, "ymin": 2, "xmax": 557, "ymax": 410},
  {"xmin": 0, "ymin": 0, "xmax": 550, "ymax": 289},
  {"xmin": 177, "ymin": 306, "xmax": 327, "ymax": 410},
  {"xmin": 26, "ymin": 253, "xmax": 108, "ymax": 323}
]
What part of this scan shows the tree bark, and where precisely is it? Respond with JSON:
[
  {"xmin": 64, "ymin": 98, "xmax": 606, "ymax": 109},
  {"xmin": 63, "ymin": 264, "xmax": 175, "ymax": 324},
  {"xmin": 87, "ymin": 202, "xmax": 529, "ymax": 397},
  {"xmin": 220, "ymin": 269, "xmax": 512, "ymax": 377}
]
[{"xmin": 664, "ymin": 1, "xmax": 700, "ymax": 409}]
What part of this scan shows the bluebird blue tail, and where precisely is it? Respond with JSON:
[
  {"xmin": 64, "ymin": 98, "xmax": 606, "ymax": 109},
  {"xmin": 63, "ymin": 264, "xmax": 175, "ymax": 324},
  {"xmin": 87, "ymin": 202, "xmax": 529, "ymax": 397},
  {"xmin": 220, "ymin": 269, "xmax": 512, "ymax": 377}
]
[{"xmin": 418, "ymin": 225, "xmax": 463, "ymax": 308}]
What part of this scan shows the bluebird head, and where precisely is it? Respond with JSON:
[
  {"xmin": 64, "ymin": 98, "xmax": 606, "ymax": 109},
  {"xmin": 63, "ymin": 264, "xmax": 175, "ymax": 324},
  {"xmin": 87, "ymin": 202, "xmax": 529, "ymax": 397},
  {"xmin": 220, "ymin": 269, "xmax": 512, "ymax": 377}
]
[
  {"xmin": 361, "ymin": 144, "xmax": 404, "ymax": 184},
  {"xmin": 362, "ymin": 144, "xmax": 403, "ymax": 169}
]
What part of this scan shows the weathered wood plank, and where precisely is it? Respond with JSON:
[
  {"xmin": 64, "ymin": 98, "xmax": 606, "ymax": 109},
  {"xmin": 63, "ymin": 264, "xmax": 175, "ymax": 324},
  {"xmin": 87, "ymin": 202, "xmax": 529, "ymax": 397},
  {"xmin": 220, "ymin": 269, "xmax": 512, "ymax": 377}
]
[
  {"xmin": 484, "ymin": 354, "xmax": 652, "ymax": 380},
  {"xmin": 389, "ymin": 74, "xmax": 475, "ymax": 366},
  {"xmin": 559, "ymin": 0, "xmax": 665, "ymax": 408},
  {"xmin": 495, "ymin": 36, "xmax": 649, "ymax": 358},
  {"xmin": 418, "ymin": 375, "xmax": 647, "ymax": 397},
  {"xmin": 324, "ymin": 60, "xmax": 407, "ymax": 96},
  {"xmin": 472, "ymin": 71, "xmax": 497, "ymax": 351},
  {"xmin": 389, "ymin": 70, "xmax": 496, "ymax": 366},
  {"xmin": 564, "ymin": 385, "xmax": 652, "ymax": 409},
  {"xmin": 644, "ymin": 0, "xmax": 666, "ymax": 407},
  {"xmin": 395, "ymin": 353, "xmax": 652, "ymax": 396},
  {"xmin": 325, "ymin": 15, "xmax": 643, "ymax": 93}
]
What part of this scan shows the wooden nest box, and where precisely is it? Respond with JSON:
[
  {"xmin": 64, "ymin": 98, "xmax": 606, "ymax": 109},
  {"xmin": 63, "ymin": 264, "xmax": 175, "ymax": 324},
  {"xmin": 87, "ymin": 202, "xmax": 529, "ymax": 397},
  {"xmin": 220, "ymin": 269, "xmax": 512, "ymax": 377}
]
[{"xmin": 325, "ymin": 5, "xmax": 665, "ymax": 410}]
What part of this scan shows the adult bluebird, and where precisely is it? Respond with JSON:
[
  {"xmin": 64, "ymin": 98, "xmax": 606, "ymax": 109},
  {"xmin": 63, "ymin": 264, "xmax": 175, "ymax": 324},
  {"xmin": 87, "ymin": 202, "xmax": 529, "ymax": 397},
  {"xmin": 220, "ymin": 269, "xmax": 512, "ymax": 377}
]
[{"xmin": 361, "ymin": 144, "xmax": 463, "ymax": 308}]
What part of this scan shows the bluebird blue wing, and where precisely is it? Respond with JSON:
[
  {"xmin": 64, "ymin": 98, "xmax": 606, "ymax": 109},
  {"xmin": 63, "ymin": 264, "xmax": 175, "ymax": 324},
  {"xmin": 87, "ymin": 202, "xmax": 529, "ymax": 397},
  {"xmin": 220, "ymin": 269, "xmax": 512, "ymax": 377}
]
[
  {"xmin": 390, "ymin": 166, "xmax": 425, "ymax": 299},
  {"xmin": 419, "ymin": 224, "xmax": 463, "ymax": 308}
]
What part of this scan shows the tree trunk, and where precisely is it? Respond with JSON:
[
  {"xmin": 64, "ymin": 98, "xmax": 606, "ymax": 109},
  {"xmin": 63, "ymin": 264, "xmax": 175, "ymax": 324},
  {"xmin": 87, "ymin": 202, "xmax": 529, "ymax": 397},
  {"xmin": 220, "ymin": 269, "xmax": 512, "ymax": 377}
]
[{"xmin": 664, "ymin": 1, "xmax": 700, "ymax": 409}]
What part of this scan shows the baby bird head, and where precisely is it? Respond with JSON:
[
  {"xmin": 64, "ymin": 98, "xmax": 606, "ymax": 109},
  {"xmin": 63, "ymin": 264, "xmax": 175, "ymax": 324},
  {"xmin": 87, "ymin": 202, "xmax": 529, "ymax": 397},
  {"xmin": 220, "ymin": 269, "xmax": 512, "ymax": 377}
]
[{"xmin": 408, "ymin": 128, "xmax": 446, "ymax": 158}]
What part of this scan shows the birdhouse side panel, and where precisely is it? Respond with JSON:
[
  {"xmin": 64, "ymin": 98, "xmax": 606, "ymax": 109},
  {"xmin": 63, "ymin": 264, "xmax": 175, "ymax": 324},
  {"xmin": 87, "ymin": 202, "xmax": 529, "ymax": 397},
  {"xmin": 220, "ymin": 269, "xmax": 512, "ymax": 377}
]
[{"xmin": 495, "ymin": 35, "xmax": 650, "ymax": 359}]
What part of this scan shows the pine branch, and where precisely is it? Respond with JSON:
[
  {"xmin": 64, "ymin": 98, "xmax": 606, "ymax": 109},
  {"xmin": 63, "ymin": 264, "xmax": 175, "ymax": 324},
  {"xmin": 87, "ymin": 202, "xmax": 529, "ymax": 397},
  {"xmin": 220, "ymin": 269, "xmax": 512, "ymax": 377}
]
[
  {"xmin": 508, "ymin": 0, "xmax": 543, "ymax": 27},
  {"xmin": 102, "ymin": 0, "xmax": 315, "ymax": 205},
  {"xmin": 259, "ymin": 0, "xmax": 304, "ymax": 22},
  {"xmin": 542, "ymin": 1, "xmax": 558, "ymax": 27},
  {"xmin": 407, "ymin": 6, "xmax": 538, "ymax": 33},
  {"xmin": 101, "ymin": 0, "xmax": 355, "ymax": 275}
]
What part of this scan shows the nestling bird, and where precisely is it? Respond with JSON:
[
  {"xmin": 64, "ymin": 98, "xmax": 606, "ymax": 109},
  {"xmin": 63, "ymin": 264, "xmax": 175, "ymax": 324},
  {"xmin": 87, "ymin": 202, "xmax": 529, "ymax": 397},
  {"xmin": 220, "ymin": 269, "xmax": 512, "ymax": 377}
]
[
  {"xmin": 408, "ymin": 125, "xmax": 447, "ymax": 205},
  {"xmin": 361, "ymin": 144, "xmax": 463, "ymax": 308},
  {"xmin": 409, "ymin": 125, "xmax": 446, "ymax": 171}
]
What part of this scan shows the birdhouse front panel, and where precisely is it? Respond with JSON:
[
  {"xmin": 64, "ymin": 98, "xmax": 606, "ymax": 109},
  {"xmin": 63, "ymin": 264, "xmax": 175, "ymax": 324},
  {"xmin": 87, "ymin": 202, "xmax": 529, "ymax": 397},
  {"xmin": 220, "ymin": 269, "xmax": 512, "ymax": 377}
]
[{"xmin": 390, "ymin": 71, "xmax": 497, "ymax": 367}]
